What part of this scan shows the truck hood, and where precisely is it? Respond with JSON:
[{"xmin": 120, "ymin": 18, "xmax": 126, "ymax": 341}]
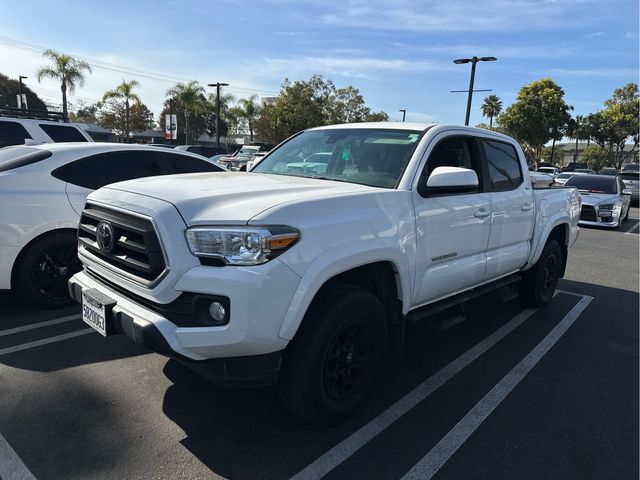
[{"xmin": 102, "ymin": 172, "xmax": 376, "ymax": 225}]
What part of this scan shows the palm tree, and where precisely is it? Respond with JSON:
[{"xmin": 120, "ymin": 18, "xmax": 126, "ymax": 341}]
[
  {"xmin": 207, "ymin": 91, "xmax": 236, "ymax": 142},
  {"xmin": 481, "ymin": 95, "xmax": 503, "ymax": 128},
  {"xmin": 102, "ymin": 80, "xmax": 141, "ymax": 142},
  {"xmin": 36, "ymin": 50, "xmax": 92, "ymax": 117},
  {"xmin": 238, "ymin": 95, "xmax": 262, "ymax": 141},
  {"xmin": 166, "ymin": 81, "xmax": 205, "ymax": 144},
  {"xmin": 566, "ymin": 115, "xmax": 585, "ymax": 162}
]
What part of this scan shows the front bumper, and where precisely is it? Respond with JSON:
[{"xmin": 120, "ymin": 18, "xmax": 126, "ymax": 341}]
[{"xmin": 69, "ymin": 257, "xmax": 300, "ymax": 360}]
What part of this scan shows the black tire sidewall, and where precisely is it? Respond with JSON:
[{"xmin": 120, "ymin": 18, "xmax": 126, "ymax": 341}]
[
  {"xmin": 279, "ymin": 285, "xmax": 388, "ymax": 426},
  {"xmin": 531, "ymin": 240, "xmax": 562, "ymax": 306},
  {"xmin": 13, "ymin": 231, "xmax": 80, "ymax": 308}
]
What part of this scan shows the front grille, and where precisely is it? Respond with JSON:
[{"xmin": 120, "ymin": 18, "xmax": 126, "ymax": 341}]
[
  {"xmin": 579, "ymin": 205, "xmax": 597, "ymax": 222},
  {"xmin": 78, "ymin": 203, "xmax": 166, "ymax": 286}
]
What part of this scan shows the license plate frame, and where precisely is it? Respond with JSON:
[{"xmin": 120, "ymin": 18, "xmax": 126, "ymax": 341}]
[{"xmin": 82, "ymin": 288, "xmax": 116, "ymax": 336}]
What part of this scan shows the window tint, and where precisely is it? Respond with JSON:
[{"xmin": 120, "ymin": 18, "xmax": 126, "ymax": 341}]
[
  {"xmin": 39, "ymin": 124, "xmax": 88, "ymax": 142},
  {"xmin": 66, "ymin": 151, "xmax": 166, "ymax": 189},
  {"xmin": 0, "ymin": 121, "xmax": 32, "ymax": 148},
  {"xmin": 564, "ymin": 175, "xmax": 617, "ymax": 194},
  {"xmin": 165, "ymin": 152, "xmax": 223, "ymax": 174},
  {"xmin": 482, "ymin": 140, "xmax": 523, "ymax": 191}
]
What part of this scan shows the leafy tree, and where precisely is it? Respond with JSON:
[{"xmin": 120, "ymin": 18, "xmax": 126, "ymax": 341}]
[
  {"xmin": 100, "ymin": 101, "xmax": 154, "ymax": 139},
  {"xmin": 0, "ymin": 73, "xmax": 48, "ymax": 111},
  {"xmin": 69, "ymin": 101, "xmax": 102, "ymax": 123},
  {"xmin": 166, "ymin": 81, "xmax": 206, "ymax": 144},
  {"xmin": 566, "ymin": 114, "xmax": 590, "ymax": 162},
  {"xmin": 102, "ymin": 80, "xmax": 141, "ymax": 141},
  {"xmin": 236, "ymin": 95, "xmax": 262, "ymax": 141},
  {"xmin": 255, "ymin": 75, "xmax": 388, "ymax": 143},
  {"xmin": 582, "ymin": 145, "xmax": 614, "ymax": 171},
  {"xmin": 592, "ymin": 83, "xmax": 639, "ymax": 169},
  {"xmin": 481, "ymin": 95, "xmax": 502, "ymax": 128},
  {"xmin": 497, "ymin": 78, "xmax": 572, "ymax": 168},
  {"xmin": 35, "ymin": 50, "xmax": 91, "ymax": 117}
]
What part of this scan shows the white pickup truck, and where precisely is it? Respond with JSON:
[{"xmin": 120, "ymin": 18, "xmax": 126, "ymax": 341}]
[{"xmin": 69, "ymin": 123, "xmax": 580, "ymax": 425}]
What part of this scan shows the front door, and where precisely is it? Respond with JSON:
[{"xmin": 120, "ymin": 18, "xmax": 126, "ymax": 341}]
[{"xmin": 412, "ymin": 134, "xmax": 491, "ymax": 305}]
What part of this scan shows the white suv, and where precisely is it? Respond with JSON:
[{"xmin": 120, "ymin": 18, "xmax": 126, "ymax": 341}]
[{"xmin": 0, "ymin": 117, "xmax": 93, "ymax": 148}]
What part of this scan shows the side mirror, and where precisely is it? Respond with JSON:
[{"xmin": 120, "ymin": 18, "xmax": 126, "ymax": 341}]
[
  {"xmin": 421, "ymin": 166, "xmax": 479, "ymax": 196},
  {"xmin": 622, "ymin": 188, "xmax": 632, "ymax": 195},
  {"xmin": 530, "ymin": 172, "xmax": 554, "ymax": 188}
]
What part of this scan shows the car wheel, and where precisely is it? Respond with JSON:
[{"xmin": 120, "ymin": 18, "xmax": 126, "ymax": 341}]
[
  {"xmin": 520, "ymin": 239, "xmax": 562, "ymax": 308},
  {"xmin": 13, "ymin": 231, "xmax": 81, "ymax": 308},
  {"xmin": 278, "ymin": 284, "xmax": 388, "ymax": 427}
]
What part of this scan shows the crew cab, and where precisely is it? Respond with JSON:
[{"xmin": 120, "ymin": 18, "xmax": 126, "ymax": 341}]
[{"xmin": 69, "ymin": 123, "xmax": 580, "ymax": 425}]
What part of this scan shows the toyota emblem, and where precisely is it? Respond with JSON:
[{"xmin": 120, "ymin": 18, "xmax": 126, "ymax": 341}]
[{"xmin": 96, "ymin": 221, "xmax": 115, "ymax": 253}]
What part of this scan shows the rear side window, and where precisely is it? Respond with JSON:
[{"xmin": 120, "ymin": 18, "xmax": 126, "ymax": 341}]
[
  {"xmin": 0, "ymin": 121, "xmax": 33, "ymax": 148},
  {"xmin": 39, "ymin": 124, "xmax": 88, "ymax": 142},
  {"xmin": 165, "ymin": 152, "xmax": 224, "ymax": 174},
  {"xmin": 63, "ymin": 151, "xmax": 166, "ymax": 189},
  {"xmin": 481, "ymin": 140, "xmax": 523, "ymax": 191},
  {"xmin": 0, "ymin": 146, "xmax": 52, "ymax": 172}
]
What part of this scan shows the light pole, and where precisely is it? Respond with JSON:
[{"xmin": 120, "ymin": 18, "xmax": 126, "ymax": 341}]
[
  {"xmin": 453, "ymin": 56, "xmax": 496, "ymax": 126},
  {"xmin": 18, "ymin": 75, "xmax": 28, "ymax": 110},
  {"xmin": 208, "ymin": 82, "xmax": 229, "ymax": 148},
  {"xmin": 399, "ymin": 109, "xmax": 406, "ymax": 122}
]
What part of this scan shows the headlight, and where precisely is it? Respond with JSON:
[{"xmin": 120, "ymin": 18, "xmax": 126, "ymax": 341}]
[{"xmin": 185, "ymin": 226, "xmax": 299, "ymax": 265}]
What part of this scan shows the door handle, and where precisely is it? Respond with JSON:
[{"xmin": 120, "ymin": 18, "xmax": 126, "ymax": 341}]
[
  {"xmin": 521, "ymin": 202, "xmax": 533, "ymax": 212},
  {"xmin": 474, "ymin": 208, "xmax": 491, "ymax": 218}
]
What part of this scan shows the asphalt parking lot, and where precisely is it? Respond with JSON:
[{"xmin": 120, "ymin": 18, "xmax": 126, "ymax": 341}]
[{"xmin": 0, "ymin": 208, "xmax": 638, "ymax": 480}]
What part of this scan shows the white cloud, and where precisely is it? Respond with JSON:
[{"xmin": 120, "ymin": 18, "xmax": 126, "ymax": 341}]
[
  {"xmin": 390, "ymin": 42, "xmax": 580, "ymax": 59},
  {"xmin": 545, "ymin": 67, "xmax": 639, "ymax": 77}
]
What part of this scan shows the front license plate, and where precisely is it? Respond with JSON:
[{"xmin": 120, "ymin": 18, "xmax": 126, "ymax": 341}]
[{"xmin": 82, "ymin": 289, "xmax": 115, "ymax": 336}]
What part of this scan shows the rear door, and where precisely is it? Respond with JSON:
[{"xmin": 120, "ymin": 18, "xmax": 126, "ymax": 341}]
[
  {"xmin": 479, "ymin": 138, "xmax": 534, "ymax": 279},
  {"xmin": 411, "ymin": 133, "xmax": 491, "ymax": 304}
]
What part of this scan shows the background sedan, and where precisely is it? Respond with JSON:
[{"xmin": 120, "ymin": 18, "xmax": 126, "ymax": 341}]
[{"xmin": 565, "ymin": 174, "xmax": 631, "ymax": 228}]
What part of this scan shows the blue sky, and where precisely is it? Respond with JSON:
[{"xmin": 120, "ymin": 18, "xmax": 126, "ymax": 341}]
[{"xmin": 0, "ymin": 0, "xmax": 637, "ymax": 126}]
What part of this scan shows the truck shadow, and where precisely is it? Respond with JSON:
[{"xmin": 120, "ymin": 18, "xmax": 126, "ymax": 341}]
[{"xmin": 159, "ymin": 289, "xmax": 539, "ymax": 479}]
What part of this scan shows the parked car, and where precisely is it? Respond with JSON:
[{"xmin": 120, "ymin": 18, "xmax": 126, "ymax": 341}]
[
  {"xmin": 0, "ymin": 116, "xmax": 93, "ymax": 148},
  {"xmin": 575, "ymin": 168, "xmax": 596, "ymax": 174},
  {"xmin": 619, "ymin": 171, "xmax": 640, "ymax": 204},
  {"xmin": 536, "ymin": 166, "xmax": 561, "ymax": 178},
  {"xmin": 69, "ymin": 123, "xmax": 580, "ymax": 426},
  {"xmin": 562, "ymin": 162, "xmax": 589, "ymax": 172},
  {"xmin": 0, "ymin": 143, "xmax": 225, "ymax": 307},
  {"xmin": 217, "ymin": 145, "xmax": 262, "ymax": 171},
  {"xmin": 175, "ymin": 144, "xmax": 228, "ymax": 157},
  {"xmin": 622, "ymin": 163, "xmax": 639, "ymax": 172},
  {"xmin": 149, "ymin": 143, "xmax": 177, "ymax": 149},
  {"xmin": 565, "ymin": 174, "xmax": 631, "ymax": 228},
  {"xmin": 598, "ymin": 168, "xmax": 618, "ymax": 176},
  {"xmin": 553, "ymin": 171, "xmax": 586, "ymax": 186}
]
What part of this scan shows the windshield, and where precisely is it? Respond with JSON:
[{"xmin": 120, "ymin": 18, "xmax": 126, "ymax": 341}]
[
  {"xmin": 538, "ymin": 168, "xmax": 555, "ymax": 174},
  {"xmin": 253, "ymin": 128, "xmax": 424, "ymax": 188},
  {"xmin": 556, "ymin": 173, "xmax": 573, "ymax": 179},
  {"xmin": 565, "ymin": 175, "xmax": 617, "ymax": 194}
]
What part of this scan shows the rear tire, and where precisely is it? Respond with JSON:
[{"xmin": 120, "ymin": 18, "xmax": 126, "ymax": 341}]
[
  {"xmin": 520, "ymin": 239, "xmax": 562, "ymax": 308},
  {"xmin": 278, "ymin": 284, "xmax": 388, "ymax": 427},
  {"xmin": 13, "ymin": 231, "xmax": 81, "ymax": 308}
]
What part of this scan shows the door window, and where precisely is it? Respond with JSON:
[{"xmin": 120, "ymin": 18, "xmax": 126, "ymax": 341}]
[
  {"xmin": 0, "ymin": 121, "xmax": 32, "ymax": 147},
  {"xmin": 420, "ymin": 136, "xmax": 483, "ymax": 194},
  {"xmin": 39, "ymin": 124, "xmax": 88, "ymax": 142},
  {"xmin": 165, "ymin": 152, "xmax": 224, "ymax": 173},
  {"xmin": 481, "ymin": 140, "xmax": 523, "ymax": 191},
  {"xmin": 65, "ymin": 151, "xmax": 165, "ymax": 189}
]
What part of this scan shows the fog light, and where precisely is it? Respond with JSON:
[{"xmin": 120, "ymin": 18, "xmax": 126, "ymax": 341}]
[{"xmin": 209, "ymin": 301, "xmax": 226, "ymax": 322}]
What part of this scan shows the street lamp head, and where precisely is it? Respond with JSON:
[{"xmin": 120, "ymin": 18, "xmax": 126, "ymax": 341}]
[
  {"xmin": 19, "ymin": 75, "xmax": 28, "ymax": 80},
  {"xmin": 453, "ymin": 58, "xmax": 470, "ymax": 64},
  {"xmin": 479, "ymin": 56, "xmax": 497, "ymax": 62},
  {"xmin": 207, "ymin": 82, "xmax": 229, "ymax": 87}
]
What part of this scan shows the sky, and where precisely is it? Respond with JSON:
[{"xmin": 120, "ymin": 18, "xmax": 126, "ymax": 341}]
[{"xmin": 0, "ymin": 0, "xmax": 638, "ymax": 128}]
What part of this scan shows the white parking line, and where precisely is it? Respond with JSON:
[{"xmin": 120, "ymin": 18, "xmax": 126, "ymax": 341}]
[
  {"xmin": 0, "ymin": 432, "xmax": 36, "ymax": 480},
  {"xmin": 623, "ymin": 220, "xmax": 639, "ymax": 235},
  {"xmin": 0, "ymin": 329, "xmax": 93, "ymax": 357},
  {"xmin": 0, "ymin": 314, "xmax": 81, "ymax": 338},
  {"xmin": 289, "ymin": 307, "xmax": 538, "ymax": 480},
  {"xmin": 400, "ymin": 294, "xmax": 593, "ymax": 480}
]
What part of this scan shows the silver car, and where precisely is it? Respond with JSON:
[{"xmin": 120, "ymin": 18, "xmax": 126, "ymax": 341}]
[
  {"xmin": 619, "ymin": 171, "xmax": 639, "ymax": 204},
  {"xmin": 565, "ymin": 174, "xmax": 632, "ymax": 228}
]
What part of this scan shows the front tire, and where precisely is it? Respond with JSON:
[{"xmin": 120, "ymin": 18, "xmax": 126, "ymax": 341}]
[
  {"xmin": 520, "ymin": 239, "xmax": 562, "ymax": 308},
  {"xmin": 13, "ymin": 231, "xmax": 81, "ymax": 308},
  {"xmin": 278, "ymin": 284, "xmax": 388, "ymax": 427}
]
